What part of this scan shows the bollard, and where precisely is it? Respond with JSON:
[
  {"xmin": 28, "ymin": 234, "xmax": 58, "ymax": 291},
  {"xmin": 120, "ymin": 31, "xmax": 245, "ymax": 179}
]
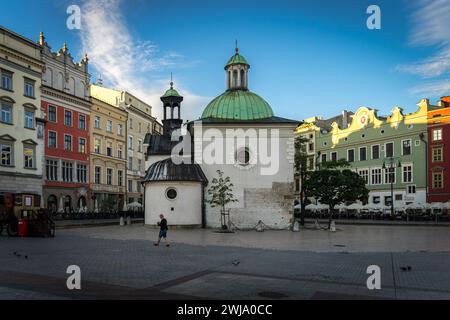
[
  {"xmin": 314, "ymin": 219, "xmax": 321, "ymax": 230},
  {"xmin": 126, "ymin": 216, "xmax": 131, "ymax": 225},
  {"xmin": 120, "ymin": 216, "xmax": 124, "ymax": 226},
  {"xmin": 330, "ymin": 220, "xmax": 336, "ymax": 232}
]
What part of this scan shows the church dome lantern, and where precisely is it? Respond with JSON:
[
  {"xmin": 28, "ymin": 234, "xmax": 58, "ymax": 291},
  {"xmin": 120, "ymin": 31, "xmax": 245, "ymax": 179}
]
[{"xmin": 201, "ymin": 45, "xmax": 275, "ymax": 121}]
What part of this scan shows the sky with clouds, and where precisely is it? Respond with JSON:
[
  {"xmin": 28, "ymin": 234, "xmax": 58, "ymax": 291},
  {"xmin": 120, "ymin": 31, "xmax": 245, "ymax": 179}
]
[{"xmin": 1, "ymin": 0, "xmax": 449, "ymax": 122}]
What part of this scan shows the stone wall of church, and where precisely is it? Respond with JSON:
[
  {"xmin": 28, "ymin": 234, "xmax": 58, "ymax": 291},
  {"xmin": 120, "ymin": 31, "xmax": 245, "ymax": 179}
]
[
  {"xmin": 205, "ymin": 182, "xmax": 295, "ymax": 229},
  {"xmin": 197, "ymin": 124, "xmax": 297, "ymax": 229}
]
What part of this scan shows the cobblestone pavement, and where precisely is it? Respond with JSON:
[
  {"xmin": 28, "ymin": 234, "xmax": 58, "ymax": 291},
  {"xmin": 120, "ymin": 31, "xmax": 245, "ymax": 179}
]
[{"xmin": 0, "ymin": 224, "xmax": 449, "ymax": 300}]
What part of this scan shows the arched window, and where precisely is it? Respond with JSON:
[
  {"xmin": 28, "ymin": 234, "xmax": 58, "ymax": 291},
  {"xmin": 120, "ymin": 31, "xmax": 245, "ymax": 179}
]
[
  {"xmin": 240, "ymin": 69, "xmax": 245, "ymax": 88},
  {"xmin": 47, "ymin": 195, "xmax": 57, "ymax": 213},
  {"xmin": 233, "ymin": 70, "xmax": 238, "ymax": 88},
  {"xmin": 228, "ymin": 71, "xmax": 231, "ymax": 89}
]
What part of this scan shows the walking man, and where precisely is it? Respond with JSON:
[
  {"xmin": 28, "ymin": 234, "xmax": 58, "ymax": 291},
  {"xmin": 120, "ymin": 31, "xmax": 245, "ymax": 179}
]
[{"xmin": 154, "ymin": 214, "xmax": 170, "ymax": 247}]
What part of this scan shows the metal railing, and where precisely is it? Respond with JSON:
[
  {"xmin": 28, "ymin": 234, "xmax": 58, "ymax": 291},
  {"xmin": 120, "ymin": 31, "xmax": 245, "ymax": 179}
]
[{"xmin": 50, "ymin": 210, "xmax": 144, "ymax": 221}]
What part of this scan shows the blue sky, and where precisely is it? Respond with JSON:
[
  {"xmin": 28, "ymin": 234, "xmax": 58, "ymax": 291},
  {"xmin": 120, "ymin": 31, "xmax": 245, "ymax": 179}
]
[{"xmin": 1, "ymin": 0, "xmax": 449, "ymax": 122}]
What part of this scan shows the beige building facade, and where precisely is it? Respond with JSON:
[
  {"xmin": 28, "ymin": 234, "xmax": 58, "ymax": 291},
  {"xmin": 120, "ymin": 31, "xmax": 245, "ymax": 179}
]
[
  {"xmin": 89, "ymin": 96, "xmax": 127, "ymax": 212},
  {"xmin": 90, "ymin": 84, "xmax": 161, "ymax": 207},
  {"xmin": 0, "ymin": 26, "xmax": 45, "ymax": 200}
]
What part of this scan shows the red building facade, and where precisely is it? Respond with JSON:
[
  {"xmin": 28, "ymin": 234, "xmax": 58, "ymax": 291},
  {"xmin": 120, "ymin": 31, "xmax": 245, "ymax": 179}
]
[
  {"xmin": 427, "ymin": 96, "xmax": 450, "ymax": 203},
  {"xmin": 40, "ymin": 35, "xmax": 91, "ymax": 213}
]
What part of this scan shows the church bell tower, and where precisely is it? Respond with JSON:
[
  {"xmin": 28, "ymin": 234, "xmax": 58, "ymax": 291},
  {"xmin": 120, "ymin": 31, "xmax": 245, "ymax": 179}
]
[{"xmin": 161, "ymin": 78, "xmax": 183, "ymax": 137}]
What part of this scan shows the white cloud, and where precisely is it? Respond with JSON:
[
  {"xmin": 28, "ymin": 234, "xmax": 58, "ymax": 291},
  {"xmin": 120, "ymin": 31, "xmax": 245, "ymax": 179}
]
[
  {"xmin": 410, "ymin": 80, "xmax": 450, "ymax": 97},
  {"xmin": 397, "ymin": 0, "xmax": 450, "ymax": 98},
  {"xmin": 79, "ymin": 0, "xmax": 210, "ymax": 121}
]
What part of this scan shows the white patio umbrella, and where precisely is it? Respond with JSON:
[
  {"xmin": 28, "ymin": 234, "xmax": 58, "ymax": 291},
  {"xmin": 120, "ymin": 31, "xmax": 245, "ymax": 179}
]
[
  {"xmin": 346, "ymin": 203, "xmax": 363, "ymax": 211},
  {"xmin": 127, "ymin": 202, "xmax": 142, "ymax": 210},
  {"xmin": 305, "ymin": 203, "xmax": 318, "ymax": 210},
  {"xmin": 317, "ymin": 203, "xmax": 329, "ymax": 210},
  {"xmin": 431, "ymin": 202, "xmax": 444, "ymax": 209},
  {"xmin": 405, "ymin": 202, "xmax": 419, "ymax": 209}
]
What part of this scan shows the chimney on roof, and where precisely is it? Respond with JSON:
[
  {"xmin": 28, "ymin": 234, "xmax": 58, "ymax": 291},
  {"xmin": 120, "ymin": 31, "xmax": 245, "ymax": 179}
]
[{"xmin": 342, "ymin": 110, "xmax": 349, "ymax": 128}]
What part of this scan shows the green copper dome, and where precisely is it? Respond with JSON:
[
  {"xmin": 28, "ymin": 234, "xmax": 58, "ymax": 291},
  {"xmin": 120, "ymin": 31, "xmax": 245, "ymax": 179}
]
[
  {"xmin": 225, "ymin": 53, "xmax": 249, "ymax": 68},
  {"xmin": 201, "ymin": 90, "xmax": 274, "ymax": 120},
  {"xmin": 161, "ymin": 87, "xmax": 182, "ymax": 98}
]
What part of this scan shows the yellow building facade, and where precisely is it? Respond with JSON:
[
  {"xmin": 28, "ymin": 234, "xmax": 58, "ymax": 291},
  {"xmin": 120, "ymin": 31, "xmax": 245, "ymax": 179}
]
[{"xmin": 89, "ymin": 96, "xmax": 127, "ymax": 212}]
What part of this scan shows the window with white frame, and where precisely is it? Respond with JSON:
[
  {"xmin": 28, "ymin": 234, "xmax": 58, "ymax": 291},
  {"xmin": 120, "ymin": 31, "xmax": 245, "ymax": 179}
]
[
  {"xmin": 402, "ymin": 165, "xmax": 413, "ymax": 183},
  {"xmin": 24, "ymin": 109, "xmax": 34, "ymax": 129},
  {"xmin": 1, "ymin": 102, "xmax": 12, "ymax": 124},
  {"xmin": 331, "ymin": 151, "xmax": 337, "ymax": 162},
  {"xmin": 432, "ymin": 147, "xmax": 443, "ymax": 162},
  {"xmin": 94, "ymin": 116, "xmax": 100, "ymax": 129},
  {"xmin": 24, "ymin": 78, "xmax": 35, "ymax": 98},
  {"xmin": 48, "ymin": 131, "xmax": 57, "ymax": 148},
  {"xmin": 402, "ymin": 139, "xmax": 411, "ymax": 155},
  {"xmin": 79, "ymin": 138, "xmax": 86, "ymax": 154},
  {"xmin": 359, "ymin": 147, "xmax": 367, "ymax": 161},
  {"xmin": 118, "ymin": 170, "xmax": 123, "ymax": 186},
  {"xmin": 372, "ymin": 145, "xmax": 380, "ymax": 159},
  {"xmin": 48, "ymin": 106, "xmax": 56, "ymax": 122},
  {"xmin": 384, "ymin": 167, "xmax": 396, "ymax": 184},
  {"xmin": 106, "ymin": 120, "xmax": 113, "ymax": 132},
  {"xmin": 62, "ymin": 161, "xmax": 73, "ymax": 182},
  {"xmin": 77, "ymin": 164, "xmax": 87, "ymax": 183},
  {"xmin": 0, "ymin": 142, "xmax": 13, "ymax": 166},
  {"xmin": 64, "ymin": 135, "xmax": 72, "ymax": 151},
  {"xmin": 1, "ymin": 69, "xmax": 13, "ymax": 90},
  {"xmin": 107, "ymin": 168, "xmax": 113, "ymax": 185},
  {"xmin": 128, "ymin": 179, "xmax": 133, "ymax": 192},
  {"xmin": 347, "ymin": 149, "xmax": 355, "ymax": 162},
  {"xmin": 128, "ymin": 135, "xmax": 134, "ymax": 150},
  {"xmin": 128, "ymin": 156, "xmax": 133, "ymax": 171},
  {"xmin": 371, "ymin": 168, "xmax": 382, "ymax": 185},
  {"xmin": 23, "ymin": 145, "xmax": 35, "ymax": 169},
  {"xmin": 321, "ymin": 153, "xmax": 326, "ymax": 163},
  {"xmin": 407, "ymin": 185, "xmax": 416, "ymax": 194},
  {"xmin": 432, "ymin": 171, "xmax": 444, "ymax": 189},
  {"xmin": 94, "ymin": 138, "xmax": 101, "ymax": 154},
  {"xmin": 46, "ymin": 159, "xmax": 58, "ymax": 181},
  {"xmin": 79, "ymin": 114, "xmax": 86, "ymax": 130},
  {"xmin": 94, "ymin": 166, "xmax": 101, "ymax": 184},
  {"xmin": 106, "ymin": 141, "xmax": 113, "ymax": 157},
  {"xmin": 64, "ymin": 110, "xmax": 72, "ymax": 126},
  {"xmin": 118, "ymin": 144, "xmax": 123, "ymax": 159},
  {"xmin": 358, "ymin": 169, "xmax": 369, "ymax": 184},
  {"xmin": 385, "ymin": 142, "xmax": 394, "ymax": 158},
  {"xmin": 118, "ymin": 124, "xmax": 123, "ymax": 136},
  {"xmin": 433, "ymin": 128, "xmax": 443, "ymax": 141}
]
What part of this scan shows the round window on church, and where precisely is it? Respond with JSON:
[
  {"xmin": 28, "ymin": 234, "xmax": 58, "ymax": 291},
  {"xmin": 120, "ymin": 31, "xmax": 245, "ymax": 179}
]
[
  {"xmin": 166, "ymin": 188, "xmax": 177, "ymax": 200},
  {"xmin": 236, "ymin": 148, "xmax": 250, "ymax": 166}
]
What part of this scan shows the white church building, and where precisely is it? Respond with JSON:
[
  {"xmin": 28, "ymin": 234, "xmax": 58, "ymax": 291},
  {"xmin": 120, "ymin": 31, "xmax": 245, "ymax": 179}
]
[{"xmin": 143, "ymin": 47, "xmax": 298, "ymax": 229}]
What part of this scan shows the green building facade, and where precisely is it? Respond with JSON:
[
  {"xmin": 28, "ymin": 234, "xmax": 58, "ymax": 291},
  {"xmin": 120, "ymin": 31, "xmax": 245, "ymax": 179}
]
[{"xmin": 315, "ymin": 100, "xmax": 432, "ymax": 207}]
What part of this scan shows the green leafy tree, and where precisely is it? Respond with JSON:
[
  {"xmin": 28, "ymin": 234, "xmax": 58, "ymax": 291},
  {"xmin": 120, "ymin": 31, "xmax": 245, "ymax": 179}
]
[
  {"xmin": 206, "ymin": 170, "xmax": 238, "ymax": 229},
  {"xmin": 294, "ymin": 135, "xmax": 313, "ymax": 226},
  {"xmin": 306, "ymin": 159, "xmax": 369, "ymax": 229}
]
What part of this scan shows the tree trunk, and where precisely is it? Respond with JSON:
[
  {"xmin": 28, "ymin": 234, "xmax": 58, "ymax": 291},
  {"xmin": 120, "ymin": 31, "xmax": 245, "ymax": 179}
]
[{"xmin": 328, "ymin": 205, "xmax": 334, "ymax": 230}]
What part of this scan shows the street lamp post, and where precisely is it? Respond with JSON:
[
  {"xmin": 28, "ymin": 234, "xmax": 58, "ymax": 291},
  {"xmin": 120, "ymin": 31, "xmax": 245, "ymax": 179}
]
[{"xmin": 382, "ymin": 157, "xmax": 401, "ymax": 217}]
